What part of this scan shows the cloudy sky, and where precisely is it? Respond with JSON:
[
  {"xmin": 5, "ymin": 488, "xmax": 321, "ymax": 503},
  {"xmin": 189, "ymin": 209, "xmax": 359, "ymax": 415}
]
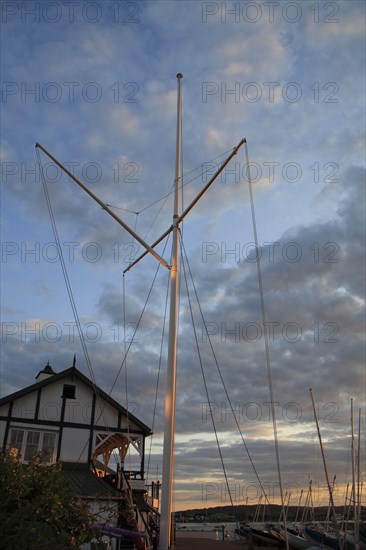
[{"xmin": 1, "ymin": 0, "xmax": 365, "ymax": 511}]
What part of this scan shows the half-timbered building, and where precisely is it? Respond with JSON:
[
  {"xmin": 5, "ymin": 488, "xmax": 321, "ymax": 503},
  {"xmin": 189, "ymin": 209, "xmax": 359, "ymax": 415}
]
[{"xmin": 0, "ymin": 360, "xmax": 159, "ymax": 547}]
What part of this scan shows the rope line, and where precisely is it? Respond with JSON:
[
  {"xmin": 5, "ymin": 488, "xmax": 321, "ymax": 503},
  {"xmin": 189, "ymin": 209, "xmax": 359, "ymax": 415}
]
[
  {"xmin": 142, "ymin": 182, "xmax": 175, "ymax": 242},
  {"xmin": 245, "ymin": 141, "xmax": 288, "ymax": 546},
  {"xmin": 38, "ymin": 147, "xmax": 151, "ymax": 468},
  {"xmin": 180, "ymin": 230, "xmax": 236, "ymax": 512},
  {"xmin": 123, "ymin": 274, "xmax": 130, "ymax": 468},
  {"xmin": 107, "ymin": 235, "xmax": 171, "ymax": 400},
  {"xmin": 180, "ymin": 238, "xmax": 270, "ymax": 506},
  {"xmin": 106, "ymin": 146, "xmax": 236, "ymax": 216},
  {"xmin": 145, "ymin": 268, "xmax": 171, "ymax": 483},
  {"xmin": 36, "ymin": 147, "xmax": 112, "ymax": 462}
]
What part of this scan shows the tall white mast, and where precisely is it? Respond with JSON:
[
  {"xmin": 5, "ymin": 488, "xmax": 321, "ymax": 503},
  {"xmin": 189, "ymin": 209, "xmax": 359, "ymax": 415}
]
[
  {"xmin": 159, "ymin": 73, "xmax": 183, "ymax": 550},
  {"xmin": 36, "ymin": 74, "xmax": 246, "ymax": 550}
]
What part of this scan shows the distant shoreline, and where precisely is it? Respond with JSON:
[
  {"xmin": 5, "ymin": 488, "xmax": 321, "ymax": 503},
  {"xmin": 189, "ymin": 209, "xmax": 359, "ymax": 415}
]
[{"xmin": 175, "ymin": 503, "xmax": 366, "ymax": 522}]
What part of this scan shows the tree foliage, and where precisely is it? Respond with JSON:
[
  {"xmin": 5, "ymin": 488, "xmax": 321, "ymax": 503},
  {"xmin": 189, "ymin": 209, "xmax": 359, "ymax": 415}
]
[{"xmin": 0, "ymin": 452, "xmax": 94, "ymax": 549}]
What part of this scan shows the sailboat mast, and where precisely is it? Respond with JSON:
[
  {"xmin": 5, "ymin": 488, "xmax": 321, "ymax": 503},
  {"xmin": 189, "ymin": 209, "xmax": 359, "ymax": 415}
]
[
  {"xmin": 357, "ymin": 409, "xmax": 361, "ymax": 550},
  {"xmin": 159, "ymin": 72, "xmax": 183, "ymax": 550},
  {"xmin": 309, "ymin": 388, "xmax": 340, "ymax": 545}
]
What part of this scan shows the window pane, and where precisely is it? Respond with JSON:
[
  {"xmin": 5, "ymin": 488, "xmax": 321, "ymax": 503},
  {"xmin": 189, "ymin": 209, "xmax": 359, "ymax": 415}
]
[
  {"xmin": 9, "ymin": 429, "xmax": 24, "ymax": 458},
  {"xmin": 62, "ymin": 384, "xmax": 76, "ymax": 399},
  {"xmin": 24, "ymin": 431, "xmax": 40, "ymax": 461},
  {"xmin": 42, "ymin": 433, "xmax": 56, "ymax": 462}
]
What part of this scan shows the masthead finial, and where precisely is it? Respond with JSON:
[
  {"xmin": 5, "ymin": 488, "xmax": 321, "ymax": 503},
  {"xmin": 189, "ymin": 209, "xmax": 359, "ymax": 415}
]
[{"xmin": 176, "ymin": 73, "xmax": 183, "ymax": 79}]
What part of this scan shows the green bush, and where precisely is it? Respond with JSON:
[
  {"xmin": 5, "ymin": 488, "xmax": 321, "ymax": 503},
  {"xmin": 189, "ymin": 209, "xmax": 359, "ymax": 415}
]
[{"xmin": 0, "ymin": 452, "xmax": 94, "ymax": 549}]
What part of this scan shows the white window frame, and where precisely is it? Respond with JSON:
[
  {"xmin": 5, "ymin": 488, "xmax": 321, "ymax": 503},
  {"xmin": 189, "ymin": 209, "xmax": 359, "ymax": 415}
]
[{"xmin": 8, "ymin": 428, "xmax": 58, "ymax": 464}]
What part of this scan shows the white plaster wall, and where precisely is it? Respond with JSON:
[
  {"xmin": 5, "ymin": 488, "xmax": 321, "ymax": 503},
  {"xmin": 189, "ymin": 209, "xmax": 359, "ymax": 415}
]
[
  {"xmin": 0, "ymin": 403, "xmax": 9, "ymax": 417},
  {"xmin": 59, "ymin": 427, "xmax": 90, "ymax": 462},
  {"xmin": 38, "ymin": 383, "xmax": 63, "ymax": 422},
  {"xmin": 118, "ymin": 413, "xmax": 142, "ymax": 432},
  {"xmin": 11, "ymin": 392, "xmax": 38, "ymax": 419},
  {"xmin": 93, "ymin": 399, "xmax": 120, "ymax": 429},
  {"xmin": 37, "ymin": 376, "xmax": 94, "ymax": 424},
  {"xmin": 36, "ymin": 376, "xmax": 125, "ymax": 429},
  {"xmin": 65, "ymin": 379, "xmax": 93, "ymax": 424}
]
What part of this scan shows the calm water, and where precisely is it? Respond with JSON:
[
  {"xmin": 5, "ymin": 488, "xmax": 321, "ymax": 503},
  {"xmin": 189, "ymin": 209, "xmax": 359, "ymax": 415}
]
[{"xmin": 176, "ymin": 522, "xmax": 241, "ymax": 540}]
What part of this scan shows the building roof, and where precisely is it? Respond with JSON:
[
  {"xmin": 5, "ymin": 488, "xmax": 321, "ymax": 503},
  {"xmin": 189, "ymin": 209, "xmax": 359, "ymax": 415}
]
[
  {"xmin": 61, "ymin": 462, "xmax": 120, "ymax": 499},
  {"xmin": 0, "ymin": 365, "xmax": 152, "ymax": 436}
]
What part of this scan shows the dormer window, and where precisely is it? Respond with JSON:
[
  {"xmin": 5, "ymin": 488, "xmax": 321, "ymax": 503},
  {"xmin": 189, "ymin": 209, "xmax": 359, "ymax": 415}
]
[{"xmin": 62, "ymin": 384, "xmax": 76, "ymax": 399}]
